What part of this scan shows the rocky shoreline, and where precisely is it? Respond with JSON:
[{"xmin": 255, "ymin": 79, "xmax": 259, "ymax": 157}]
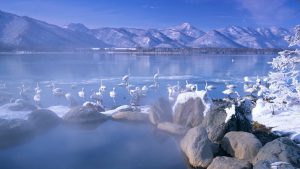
[{"xmin": 0, "ymin": 91, "xmax": 300, "ymax": 169}]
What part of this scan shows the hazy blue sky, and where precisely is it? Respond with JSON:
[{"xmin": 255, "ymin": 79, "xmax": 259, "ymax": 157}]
[{"xmin": 0, "ymin": 0, "xmax": 299, "ymax": 30}]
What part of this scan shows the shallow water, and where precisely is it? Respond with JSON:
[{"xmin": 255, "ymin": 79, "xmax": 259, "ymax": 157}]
[
  {"xmin": 0, "ymin": 53, "xmax": 276, "ymax": 169},
  {"xmin": 0, "ymin": 53, "xmax": 274, "ymax": 106},
  {"xmin": 0, "ymin": 122, "xmax": 186, "ymax": 169}
]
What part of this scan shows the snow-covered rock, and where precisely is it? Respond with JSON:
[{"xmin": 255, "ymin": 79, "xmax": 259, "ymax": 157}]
[
  {"xmin": 0, "ymin": 103, "xmax": 32, "ymax": 120},
  {"xmin": 172, "ymin": 91, "xmax": 211, "ymax": 128},
  {"xmin": 111, "ymin": 106, "xmax": 148, "ymax": 122},
  {"xmin": 47, "ymin": 105, "xmax": 70, "ymax": 118},
  {"xmin": 253, "ymin": 137, "xmax": 300, "ymax": 168},
  {"xmin": 63, "ymin": 106, "xmax": 108, "ymax": 124}
]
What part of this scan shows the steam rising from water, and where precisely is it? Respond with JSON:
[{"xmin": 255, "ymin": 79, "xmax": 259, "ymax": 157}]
[{"xmin": 0, "ymin": 53, "xmax": 276, "ymax": 169}]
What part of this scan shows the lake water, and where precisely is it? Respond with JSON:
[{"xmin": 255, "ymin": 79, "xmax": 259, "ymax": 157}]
[{"xmin": 0, "ymin": 53, "xmax": 276, "ymax": 169}]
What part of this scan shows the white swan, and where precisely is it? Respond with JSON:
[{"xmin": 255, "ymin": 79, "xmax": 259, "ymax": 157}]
[
  {"xmin": 52, "ymin": 83, "xmax": 64, "ymax": 97},
  {"xmin": 35, "ymin": 82, "xmax": 42, "ymax": 94},
  {"xmin": 205, "ymin": 81, "xmax": 216, "ymax": 91},
  {"xmin": 109, "ymin": 87, "xmax": 117, "ymax": 105},
  {"xmin": 100, "ymin": 80, "xmax": 106, "ymax": 93},
  {"xmin": 153, "ymin": 68, "xmax": 159, "ymax": 82},
  {"xmin": 78, "ymin": 87, "xmax": 85, "ymax": 100}
]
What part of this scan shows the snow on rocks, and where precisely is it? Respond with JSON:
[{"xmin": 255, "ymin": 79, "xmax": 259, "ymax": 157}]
[
  {"xmin": 63, "ymin": 106, "xmax": 108, "ymax": 124},
  {"xmin": 47, "ymin": 105, "xmax": 70, "ymax": 118},
  {"xmin": 253, "ymin": 137, "xmax": 300, "ymax": 168},
  {"xmin": 172, "ymin": 90, "xmax": 211, "ymax": 128},
  {"xmin": 0, "ymin": 103, "xmax": 32, "ymax": 120},
  {"xmin": 225, "ymin": 104, "xmax": 235, "ymax": 123},
  {"xmin": 173, "ymin": 90, "xmax": 211, "ymax": 116},
  {"xmin": 111, "ymin": 106, "xmax": 148, "ymax": 122}
]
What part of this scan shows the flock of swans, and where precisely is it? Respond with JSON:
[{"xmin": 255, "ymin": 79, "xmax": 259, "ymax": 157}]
[{"xmin": 0, "ymin": 68, "xmax": 269, "ymax": 109}]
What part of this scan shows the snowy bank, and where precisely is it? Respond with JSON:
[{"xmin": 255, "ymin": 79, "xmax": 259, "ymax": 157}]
[{"xmin": 252, "ymin": 98, "xmax": 300, "ymax": 143}]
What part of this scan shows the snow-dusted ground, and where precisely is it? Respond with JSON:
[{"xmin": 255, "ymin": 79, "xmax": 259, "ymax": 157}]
[{"xmin": 252, "ymin": 98, "xmax": 300, "ymax": 143}]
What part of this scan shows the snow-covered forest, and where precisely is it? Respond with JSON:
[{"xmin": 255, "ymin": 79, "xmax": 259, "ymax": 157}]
[{"xmin": 252, "ymin": 25, "xmax": 300, "ymax": 142}]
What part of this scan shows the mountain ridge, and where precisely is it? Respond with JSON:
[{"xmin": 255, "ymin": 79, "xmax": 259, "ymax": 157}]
[{"xmin": 0, "ymin": 10, "xmax": 293, "ymax": 51}]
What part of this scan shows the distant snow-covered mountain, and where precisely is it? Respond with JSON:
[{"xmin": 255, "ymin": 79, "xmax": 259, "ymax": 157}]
[
  {"xmin": 217, "ymin": 26, "xmax": 290, "ymax": 48},
  {"xmin": 189, "ymin": 30, "xmax": 243, "ymax": 48},
  {"xmin": 0, "ymin": 11, "xmax": 108, "ymax": 51},
  {"xmin": 0, "ymin": 10, "xmax": 293, "ymax": 51}
]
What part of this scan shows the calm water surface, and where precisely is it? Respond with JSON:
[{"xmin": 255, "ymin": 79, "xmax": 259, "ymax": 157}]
[{"xmin": 0, "ymin": 53, "xmax": 275, "ymax": 169}]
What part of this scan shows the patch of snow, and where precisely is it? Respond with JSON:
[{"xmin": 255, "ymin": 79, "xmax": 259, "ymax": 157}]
[
  {"xmin": 102, "ymin": 105, "xmax": 151, "ymax": 115},
  {"xmin": 0, "ymin": 103, "xmax": 31, "ymax": 120},
  {"xmin": 47, "ymin": 105, "xmax": 70, "ymax": 118},
  {"xmin": 102, "ymin": 105, "xmax": 131, "ymax": 115},
  {"xmin": 252, "ymin": 98, "xmax": 300, "ymax": 142},
  {"xmin": 225, "ymin": 104, "xmax": 236, "ymax": 123},
  {"xmin": 271, "ymin": 161, "xmax": 292, "ymax": 169}
]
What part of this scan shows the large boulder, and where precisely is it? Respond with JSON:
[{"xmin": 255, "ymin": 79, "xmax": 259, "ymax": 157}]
[
  {"xmin": 7, "ymin": 99, "xmax": 36, "ymax": 111},
  {"xmin": 148, "ymin": 98, "xmax": 172, "ymax": 125},
  {"xmin": 0, "ymin": 118, "xmax": 34, "ymax": 148},
  {"xmin": 63, "ymin": 106, "xmax": 108, "ymax": 124},
  {"xmin": 207, "ymin": 156, "xmax": 252, "ymax": 169},
  {"xmin": 157, "ymin": 122, "xmax": 188, "ymax": 135},
  {"xmin": 27, "ymin": 109, "xmax": 61, "ymax": 132},
  {"xmin": 112, "ymin": 107, "xmax": 148, "ymax": 122},
  {"xmin": 202, "ymin": 100, "xmax": 229, "ymax": 143},
  {"xmin": 180, "ymin": 126, "xmax": 214, "ymax": 168},
  {"xmin": 253, "ymin": 137, "xmax": 300, "ymax": 167},
  {"xmin": 173, "ymin": 92, "xmax": 206, "ymax": 128},
  {"xmin": 225, "ymin": 101, "xmax": 253, "ymax": 133},
  {"xmin": 221, "ymin": 131, "xmax": 262, "ymax": 161}
]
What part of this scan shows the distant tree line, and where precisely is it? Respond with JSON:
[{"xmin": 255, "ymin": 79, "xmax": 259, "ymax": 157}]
[
  {"xmin": 0, "ymin": 46, "xmax": 283, "ymax": 55},
  {"xmin": 82, "ymin": 47, "xmax": 282, "ymax": 55}
]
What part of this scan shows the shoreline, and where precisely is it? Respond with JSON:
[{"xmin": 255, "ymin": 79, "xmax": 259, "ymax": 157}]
[{"xmin": 0, "ymin": 47, "xmax": 282, "ymax": 55}]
